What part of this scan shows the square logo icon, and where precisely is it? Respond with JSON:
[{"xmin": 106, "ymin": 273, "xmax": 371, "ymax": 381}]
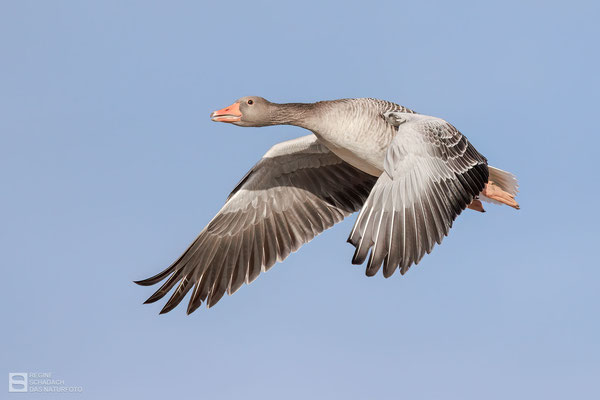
[{"xmin": 8, "ymin": 373, "xmax": 28, "ymax": 393}]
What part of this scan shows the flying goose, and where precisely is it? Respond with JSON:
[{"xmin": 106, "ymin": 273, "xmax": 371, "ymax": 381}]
[{"xmin": 135, "ymin": 97, "xmax": 519, "ymax": 314}]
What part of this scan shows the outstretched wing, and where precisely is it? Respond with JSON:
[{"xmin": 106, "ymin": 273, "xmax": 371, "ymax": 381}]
[
  {"xmin": 136, "ymin": 135, "xmax": 377, "ymax": 314},
  {"xmin": 348, "ymin": 115, "xmax": 488, "ymax": 278}
]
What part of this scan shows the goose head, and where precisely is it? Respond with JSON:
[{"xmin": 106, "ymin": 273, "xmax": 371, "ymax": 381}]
[{"xmin": 210, "ymin": 96, "xmax": 274, "ymax": 127}]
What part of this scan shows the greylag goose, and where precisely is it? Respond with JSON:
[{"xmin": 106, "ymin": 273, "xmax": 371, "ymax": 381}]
[{"xmin": 136, "ymin": 97, "xmax": 519, "ymax": 314}]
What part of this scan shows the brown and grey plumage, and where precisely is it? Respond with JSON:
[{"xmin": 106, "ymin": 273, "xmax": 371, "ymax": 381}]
[
  {"xmin": 348, "ymin": 113, "xmax": 488, "ymax": 277},
  {"xmin": 135, "ymin": 97, "xmax": 519, "ymax": 314},
  {"xmin": 136, "ymin": 136, "xmax": 377, "ymax": 314}
]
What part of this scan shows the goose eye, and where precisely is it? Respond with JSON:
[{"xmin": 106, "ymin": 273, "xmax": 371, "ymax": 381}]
[{"xmin": 247, "ymin": 99, "xmax": 254, "ymax": 105}]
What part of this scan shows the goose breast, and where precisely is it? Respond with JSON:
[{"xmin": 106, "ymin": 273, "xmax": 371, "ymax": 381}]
[{"xmin": 306, "ymin": 98, "xmax": 415, "ymax": 176}]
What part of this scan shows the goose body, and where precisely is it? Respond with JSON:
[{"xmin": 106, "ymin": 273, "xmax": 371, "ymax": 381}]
[{"xmin": 136, "ymin": 97, "xmax": 519, "ymax": 314}]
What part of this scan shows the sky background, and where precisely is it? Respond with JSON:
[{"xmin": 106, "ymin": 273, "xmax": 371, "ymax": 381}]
[{"xmin": 2, "ymin": 1, "xmax": 599, "ymax": 399}]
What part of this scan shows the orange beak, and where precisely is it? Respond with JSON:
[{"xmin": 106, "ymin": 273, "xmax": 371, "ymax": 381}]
[{"xmin": 210, "ymin": 102, "xmax": 242, "ymax": 123}]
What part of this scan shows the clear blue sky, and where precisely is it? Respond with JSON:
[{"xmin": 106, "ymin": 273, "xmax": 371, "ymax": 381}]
[{"xmin": 2, "ymin": 1, "xmax": 599, "ymax": 399}]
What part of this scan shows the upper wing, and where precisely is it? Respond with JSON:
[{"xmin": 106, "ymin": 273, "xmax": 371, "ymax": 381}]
[
  {"xmin": 348, "ymin": 115, "xmax": 489, "ymax": 278},
  {"xmin": 136, "ymin": 135, "xmax": 377, "ymax": 314}
]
